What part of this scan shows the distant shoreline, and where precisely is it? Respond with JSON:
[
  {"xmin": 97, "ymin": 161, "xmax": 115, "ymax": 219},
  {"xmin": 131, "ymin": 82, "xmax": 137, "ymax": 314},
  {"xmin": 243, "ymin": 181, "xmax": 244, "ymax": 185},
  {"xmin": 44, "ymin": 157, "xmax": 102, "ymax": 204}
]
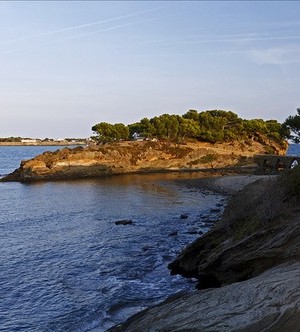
[{"xmin": 0, "ymin": 142, "xmax": 86, "ymax": 146}]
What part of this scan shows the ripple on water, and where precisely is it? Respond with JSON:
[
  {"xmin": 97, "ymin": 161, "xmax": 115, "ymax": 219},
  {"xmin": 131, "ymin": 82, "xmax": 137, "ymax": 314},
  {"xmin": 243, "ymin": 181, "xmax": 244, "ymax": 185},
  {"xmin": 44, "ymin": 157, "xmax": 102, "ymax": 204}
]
[{"xmin": 0, "ymin": 172, "xmax": 225, "ymax": 331}]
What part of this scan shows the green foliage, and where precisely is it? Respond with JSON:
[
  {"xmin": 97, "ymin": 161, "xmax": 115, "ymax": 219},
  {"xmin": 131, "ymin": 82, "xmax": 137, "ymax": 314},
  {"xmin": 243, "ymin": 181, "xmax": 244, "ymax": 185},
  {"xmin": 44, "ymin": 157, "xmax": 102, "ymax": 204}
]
[
  {"xmin": 187, "ymin": 155, "xmax": 217, "ymax": 167},
  {"xmin": 283, "ymin": 108, "xmax": 300, "ymax": 143},
  {"xmin": 92, "ymin": 109, "xmax": 286, "ymax": 145},
  {"xmin": 92, "ymin": 122, "xmax": 129, "ymax": 142},
  {"xmin": 231, "ymin": 165, "xmax": 300, "ymax": 242},
  {"xmin": 183, "ymin": 109, "xmax": 199, "ymax": 121},
  {"xmin": 129, "ymin": 118, "xmax": 155, "ymax": 138},
  {"xmin": 0, "ymin": 137, "xmax": 22, "ymax": 142},
  {"xmin": 279, "ymin": 165, "xmax": 300, "ymax": 200}
]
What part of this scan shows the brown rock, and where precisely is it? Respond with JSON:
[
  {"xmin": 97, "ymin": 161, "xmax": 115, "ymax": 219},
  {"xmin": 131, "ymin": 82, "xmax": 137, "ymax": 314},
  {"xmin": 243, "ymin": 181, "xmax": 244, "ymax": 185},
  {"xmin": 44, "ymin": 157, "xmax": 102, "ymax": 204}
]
[{"xmin": 0, "ymin": 140, "xmax": 284, "ymax": 182}]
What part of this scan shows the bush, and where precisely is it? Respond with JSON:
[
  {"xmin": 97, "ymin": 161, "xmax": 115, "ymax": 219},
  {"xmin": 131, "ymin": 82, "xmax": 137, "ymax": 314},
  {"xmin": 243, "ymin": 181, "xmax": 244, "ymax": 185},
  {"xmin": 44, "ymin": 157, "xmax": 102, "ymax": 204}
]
[{"xmin": 222, "ymin": 167, "xmax": 300, "ymax": 241}]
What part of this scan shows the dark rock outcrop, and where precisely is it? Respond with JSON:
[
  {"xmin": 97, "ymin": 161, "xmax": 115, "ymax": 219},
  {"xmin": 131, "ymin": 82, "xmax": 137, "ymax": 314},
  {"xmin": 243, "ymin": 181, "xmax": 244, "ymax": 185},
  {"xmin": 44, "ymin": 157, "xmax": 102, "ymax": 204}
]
[
  {"xmin": 180, "ymin": 214, "xmax": 189, "ymax": 219},
  {"xmin": 110, "ymin": 168, "xmax": 300, "ymax": 331},
  {"xmin": 170, "ymin": 220, "xmax": 300, "ymax": 288},
  {"xmin": 109, "ymin": 262, "xmax": 300, "ymax": 331},
  {"xmin": 115, "ymin": 220, "xmax": 134, "ymax": 226},
  {"xmin": 169, "ymin": 174, "xmax": 300, "ymax": 288}
]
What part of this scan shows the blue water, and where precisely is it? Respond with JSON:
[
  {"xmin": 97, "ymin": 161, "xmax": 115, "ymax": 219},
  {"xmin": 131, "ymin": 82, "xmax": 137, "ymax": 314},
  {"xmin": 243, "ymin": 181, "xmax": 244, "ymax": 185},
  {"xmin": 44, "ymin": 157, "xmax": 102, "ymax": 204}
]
[
  {"xmin": 286, "ymin": 143, "xmax": 300, "ymax": 156},
  {"xmin": 0, "ymin": 146, "xmax": 72, "ymax": 177},
  {"xmin": 0, "ymin": 146, "xmax": 225, "ymax": 331}
]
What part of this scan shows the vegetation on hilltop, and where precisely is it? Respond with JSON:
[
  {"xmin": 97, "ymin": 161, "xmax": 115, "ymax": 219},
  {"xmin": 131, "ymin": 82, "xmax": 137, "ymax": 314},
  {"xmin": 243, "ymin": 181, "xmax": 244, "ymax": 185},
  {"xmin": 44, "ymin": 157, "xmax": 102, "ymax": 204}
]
[
  {"xmin": 0, "ymin": 137, "xmax": 23, "ymax": 142},
  {"xmin": 283, "ymin": 108, "xmax": 300, "ymax": 143},
  {"xmin": 92, "ymin": 110, "xmax": 287, "ymax": 146}
]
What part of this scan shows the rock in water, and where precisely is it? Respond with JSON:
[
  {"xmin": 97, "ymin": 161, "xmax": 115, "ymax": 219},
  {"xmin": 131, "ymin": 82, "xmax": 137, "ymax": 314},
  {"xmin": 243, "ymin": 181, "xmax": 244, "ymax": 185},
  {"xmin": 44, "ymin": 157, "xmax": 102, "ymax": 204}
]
[{"xmin": 115, "ymin": 220, "xmax": 134, "ymax": 226}]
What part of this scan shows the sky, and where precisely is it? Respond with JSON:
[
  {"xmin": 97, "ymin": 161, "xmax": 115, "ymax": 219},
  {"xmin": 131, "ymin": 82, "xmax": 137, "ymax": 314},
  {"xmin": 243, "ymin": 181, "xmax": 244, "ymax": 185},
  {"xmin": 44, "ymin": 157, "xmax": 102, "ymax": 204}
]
[{"xmin": 1, "ymin": 1, "xmax": 300, "ymax": 138}]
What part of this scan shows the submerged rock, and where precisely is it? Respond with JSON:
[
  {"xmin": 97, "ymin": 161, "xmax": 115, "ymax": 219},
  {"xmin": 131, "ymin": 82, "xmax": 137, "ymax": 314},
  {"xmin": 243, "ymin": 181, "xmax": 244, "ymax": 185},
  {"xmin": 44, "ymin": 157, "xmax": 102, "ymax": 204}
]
[
  {"xmin": 115, "ymin": 220, "xmax": 134, "ymax": 226},
  {"xmin": 168, "ymin": 231, "xmax": 178, "ymax": 237},
  {"xmin": 180, "ymin": 214, "xmax": 188, "ymax": 219},
  {"xmin": 210, "ymin": 208, "xmax": 221, "ymax": 213},
  {"xmin": 187, "ymin": 228, "xmax": 198, "ymax": 235}
]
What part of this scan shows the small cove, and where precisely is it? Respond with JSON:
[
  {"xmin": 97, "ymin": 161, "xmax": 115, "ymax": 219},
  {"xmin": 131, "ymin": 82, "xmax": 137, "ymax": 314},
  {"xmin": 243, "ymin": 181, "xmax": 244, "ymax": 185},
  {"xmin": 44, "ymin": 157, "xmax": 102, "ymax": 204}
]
[{"xmin": 0, "ymin": 146, "xmax": 226, "ymax": 331}]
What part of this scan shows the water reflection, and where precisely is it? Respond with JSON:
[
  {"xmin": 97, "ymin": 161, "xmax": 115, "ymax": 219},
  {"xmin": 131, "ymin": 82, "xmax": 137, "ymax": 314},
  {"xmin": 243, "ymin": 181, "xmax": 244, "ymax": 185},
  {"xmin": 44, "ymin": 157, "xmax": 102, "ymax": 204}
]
[{"xmin": 0, "ymin": 171, "xmax": 224, "ymax": 332}]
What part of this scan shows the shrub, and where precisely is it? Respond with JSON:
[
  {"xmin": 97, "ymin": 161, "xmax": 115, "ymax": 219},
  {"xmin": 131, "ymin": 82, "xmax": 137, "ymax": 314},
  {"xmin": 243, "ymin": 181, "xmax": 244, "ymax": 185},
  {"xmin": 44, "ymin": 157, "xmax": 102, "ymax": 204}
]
[
  {"xmin": 199, "ymin": 154, "xmax": 217, "ymax": 164},
  {"xmin": 222, "ymin": 166, "xmax": 300, "ymax": 242}
]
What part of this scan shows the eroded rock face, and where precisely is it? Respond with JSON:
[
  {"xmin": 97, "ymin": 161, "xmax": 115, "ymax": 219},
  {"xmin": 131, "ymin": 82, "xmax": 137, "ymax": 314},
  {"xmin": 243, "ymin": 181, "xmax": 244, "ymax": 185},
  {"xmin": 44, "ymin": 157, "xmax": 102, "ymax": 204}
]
[
  {"xmin": 1, "ymin": 140, "xmax": 281, "ymax": 182},
  {"xmin": 109, "ymin": 173, "xmax": 300, "ymax": 331},
  {"xmin": 110, "ymin": 262, "xmax": 300, "ymax": 331},
  {"xmin": 168, "ymin": 218, "xmax": 300, "ymax": 288},
  {"xmin": 168, "ymin": 174, "xmax": 300, "ymax": 287},
  {"xmin": 160, "ymin": 173, "xmax": 300, "ymax": 330}
]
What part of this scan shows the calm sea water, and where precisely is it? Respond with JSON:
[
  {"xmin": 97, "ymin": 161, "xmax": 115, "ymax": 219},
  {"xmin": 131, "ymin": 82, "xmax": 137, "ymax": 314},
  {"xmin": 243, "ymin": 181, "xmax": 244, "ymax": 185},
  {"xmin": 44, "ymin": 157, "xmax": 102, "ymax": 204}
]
[
  {"xmin": 0, "ymin": 146, "xmax": 226, "ymax": 332},
  {"xmin": 286, "ymin": 143, "xmax": 300, "ymax": 156}
]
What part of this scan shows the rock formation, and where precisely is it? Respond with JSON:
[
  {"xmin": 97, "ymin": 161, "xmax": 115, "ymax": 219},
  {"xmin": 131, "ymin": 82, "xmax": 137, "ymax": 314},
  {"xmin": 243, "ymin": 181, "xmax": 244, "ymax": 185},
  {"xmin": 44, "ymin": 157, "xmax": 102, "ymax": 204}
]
[
  {"xmin": 109, "ymin": 168, "xmax": 300, "ymax": 331},
  {"xmin": 1, "ymin": 139, "xmax": 285, "ymax": 182},
  {"xmin": 109, "ymin": 262, "xmax": 300, "ymax": 331},
  {"xmin": 168, "ymin": 173, "xmax": 300, "ymax": 288}
]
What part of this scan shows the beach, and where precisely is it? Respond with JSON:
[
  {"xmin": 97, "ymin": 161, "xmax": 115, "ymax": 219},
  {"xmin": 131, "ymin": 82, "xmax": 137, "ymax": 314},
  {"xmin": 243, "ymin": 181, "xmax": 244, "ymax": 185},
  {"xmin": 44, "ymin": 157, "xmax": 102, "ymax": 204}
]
[{"xmin": 176, "ymin": 173, "xmax": 276, "ymax": 194}]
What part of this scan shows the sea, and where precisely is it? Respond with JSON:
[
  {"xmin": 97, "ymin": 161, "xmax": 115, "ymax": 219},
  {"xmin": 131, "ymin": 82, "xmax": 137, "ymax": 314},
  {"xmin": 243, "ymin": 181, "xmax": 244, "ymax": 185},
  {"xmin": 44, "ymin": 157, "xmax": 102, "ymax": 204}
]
[{"xmin": 0, "ymin": 145, "xmax": 230, "ymax": 332}]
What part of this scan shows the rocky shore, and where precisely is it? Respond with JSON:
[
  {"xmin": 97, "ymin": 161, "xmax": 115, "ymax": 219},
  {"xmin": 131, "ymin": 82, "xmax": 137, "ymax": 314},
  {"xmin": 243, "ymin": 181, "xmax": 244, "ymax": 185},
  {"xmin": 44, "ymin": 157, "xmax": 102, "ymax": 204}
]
[
  {"xmin": 0, "ymin": 140, "xmax": 284, "ymax": 182},
  {"xmin": 109, "ymin": 171, "xmax": 300, "ymax": 331},
  {"xmin": 2, "ymin": 140, "xmax": 298, "ymax": 330}
]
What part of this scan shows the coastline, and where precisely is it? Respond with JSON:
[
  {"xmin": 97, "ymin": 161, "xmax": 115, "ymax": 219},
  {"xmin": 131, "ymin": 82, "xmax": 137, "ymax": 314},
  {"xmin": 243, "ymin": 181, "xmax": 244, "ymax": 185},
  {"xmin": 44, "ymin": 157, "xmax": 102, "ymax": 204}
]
[
  {"xmin": 2, "ymin": 142, "xmax": 298, "ymax": 329},
  {"xmin": 109, "ymin": 261, "xmax": 300, "ymax": 332},
  {"xmin": 108, "ymin": 172, "xmax": 300, "ymax": 331},
  {"xmin": 0, "ymin": 139, "xmax": 274, "ymax": 182},
  {"xmin": 175, "ymin": 173, "xmax": 276, "ymax": 195},
  {"xmin": 0, "ymin": 142, "xmax": 86, "ymax": 146}
]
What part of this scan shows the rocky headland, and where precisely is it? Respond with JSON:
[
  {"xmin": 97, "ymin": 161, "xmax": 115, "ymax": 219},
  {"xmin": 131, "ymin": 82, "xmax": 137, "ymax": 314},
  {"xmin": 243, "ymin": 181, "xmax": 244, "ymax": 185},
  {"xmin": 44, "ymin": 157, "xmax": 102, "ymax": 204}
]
[
  {"xmin": 109, "ymin": 169, "xmax": 300, "ymax": 331},
  {"xmin": 1, "ymin": 139, "xmax": 286, "ymax": 182},
  {"xmin": 2, "ymin": 137, "xmax": 299, "ymax": 330}
]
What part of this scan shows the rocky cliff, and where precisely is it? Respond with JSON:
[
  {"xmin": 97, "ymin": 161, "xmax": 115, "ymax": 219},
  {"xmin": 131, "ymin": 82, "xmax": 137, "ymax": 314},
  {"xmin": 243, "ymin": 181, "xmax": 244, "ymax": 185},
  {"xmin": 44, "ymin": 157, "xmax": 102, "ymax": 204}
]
[
  {"xmin": 1, "ymin": 139, "xmax": 286, "ymax": 182},
  {"xmin": 109, "ymin": 168, "xmax": 300, "ymax": 331},
  {"xmin": 110, "ymin": 262, "xmax": 300, "ymax": 331},
  {"xmin": 168, "ymin": 171, "xmax": 300, "ymax": 287}
]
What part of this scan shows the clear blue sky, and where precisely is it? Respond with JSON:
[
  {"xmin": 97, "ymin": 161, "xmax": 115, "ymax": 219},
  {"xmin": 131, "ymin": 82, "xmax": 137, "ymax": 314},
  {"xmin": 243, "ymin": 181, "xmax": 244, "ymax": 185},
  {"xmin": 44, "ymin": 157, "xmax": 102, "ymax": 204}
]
[{"xmin": 1, "ymin": 1, "xmax": 300, "ymax": 138}]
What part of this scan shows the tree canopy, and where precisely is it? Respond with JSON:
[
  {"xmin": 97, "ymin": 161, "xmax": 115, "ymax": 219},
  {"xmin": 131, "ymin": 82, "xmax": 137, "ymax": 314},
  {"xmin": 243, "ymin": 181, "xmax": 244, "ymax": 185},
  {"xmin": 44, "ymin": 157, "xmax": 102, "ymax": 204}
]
[
  {"xmin": 91, "ymin": 122, "xmax": 129, "ymax": 142},
  {"xmin": 92, "ymin": 110, "xmax": 286, "ymax": 145},
  {"xmin": 283, "ymin": 109, "xmax": 300, "ymax": 143}
]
